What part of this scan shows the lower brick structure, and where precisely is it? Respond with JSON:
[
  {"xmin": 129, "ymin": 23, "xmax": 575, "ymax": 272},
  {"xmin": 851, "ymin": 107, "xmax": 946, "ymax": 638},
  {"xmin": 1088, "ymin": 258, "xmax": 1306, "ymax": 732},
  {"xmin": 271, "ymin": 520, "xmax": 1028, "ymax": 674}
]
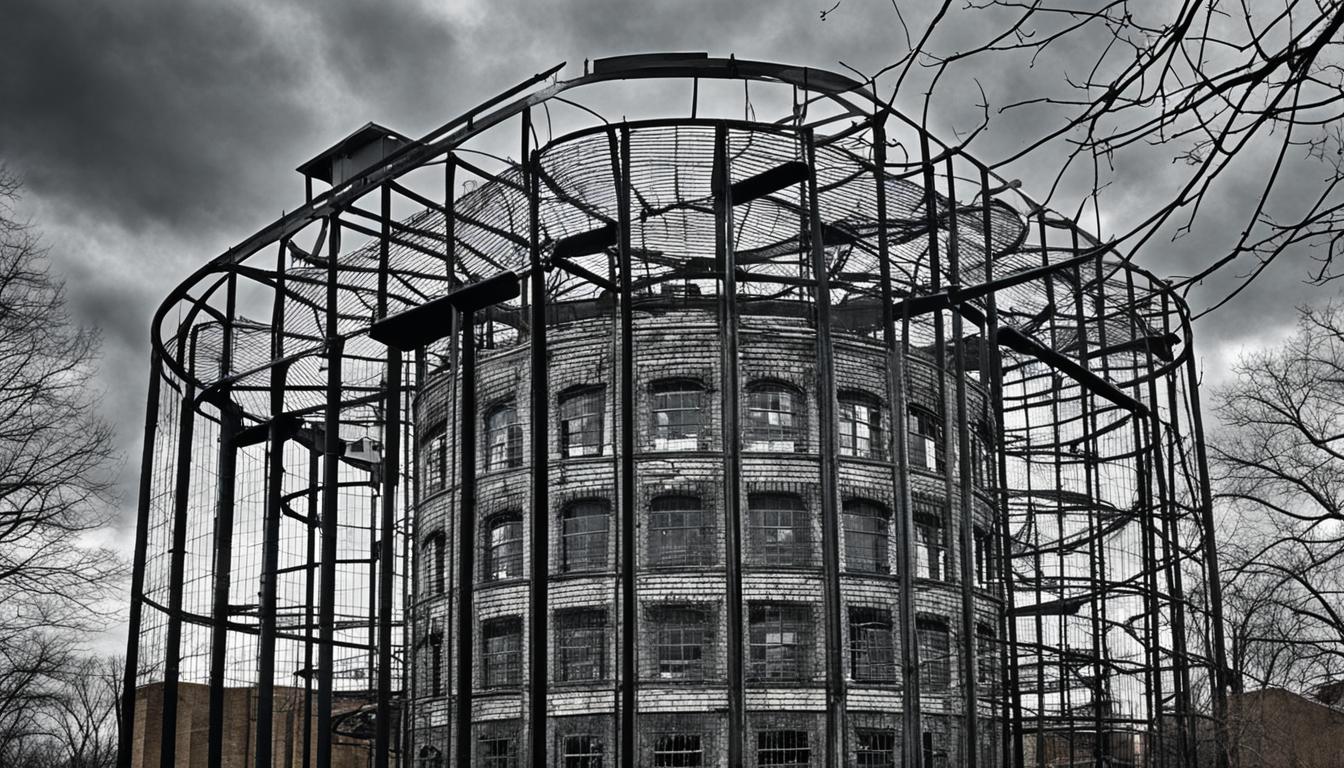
[{"xmin": 408, "ymin": 305, "xmax": 1005, "ymax": 767}]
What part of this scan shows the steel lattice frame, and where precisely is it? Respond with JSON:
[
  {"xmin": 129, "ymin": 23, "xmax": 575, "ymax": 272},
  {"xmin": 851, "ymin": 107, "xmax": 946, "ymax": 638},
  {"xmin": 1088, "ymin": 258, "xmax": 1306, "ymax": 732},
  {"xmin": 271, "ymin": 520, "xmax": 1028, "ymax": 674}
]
[{"xmin": 122, "ymin": 53, "xmax": 1229, "ymax": 768}]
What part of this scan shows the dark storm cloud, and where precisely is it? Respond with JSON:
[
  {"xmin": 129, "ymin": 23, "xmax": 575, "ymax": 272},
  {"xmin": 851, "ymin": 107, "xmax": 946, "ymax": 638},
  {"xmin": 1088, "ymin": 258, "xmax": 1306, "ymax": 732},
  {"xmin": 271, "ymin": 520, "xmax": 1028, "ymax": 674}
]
[{"xmin": 0, "ymin": 0, "xmax": 317, "ymax": 234}]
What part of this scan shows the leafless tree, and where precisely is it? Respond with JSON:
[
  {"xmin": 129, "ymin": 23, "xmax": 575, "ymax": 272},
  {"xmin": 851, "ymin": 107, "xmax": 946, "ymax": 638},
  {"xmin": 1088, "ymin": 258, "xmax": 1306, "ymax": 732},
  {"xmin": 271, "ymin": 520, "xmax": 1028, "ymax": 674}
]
[
  {"xmin": 0, "ymin": 168, "xmax": 122, "ymax": 762},
  {"xmin": 1210, "ymin": 300, "xmax": 1344, "ymax": 694},
  {"xmin": 830, "ymin": 0, "xmax": 1344, "ymax": 315}
]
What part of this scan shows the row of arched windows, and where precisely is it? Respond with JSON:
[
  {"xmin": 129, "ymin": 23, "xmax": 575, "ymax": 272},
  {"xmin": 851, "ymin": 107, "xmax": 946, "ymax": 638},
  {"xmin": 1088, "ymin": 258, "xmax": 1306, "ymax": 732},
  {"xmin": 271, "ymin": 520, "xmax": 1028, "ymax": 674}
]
[
  {"xmin": 421, "ymin": 380, "xmax": 996, "ymax": 489},
  {"xmin": 419, "ymin": 494, "xmax": 1002, "ymax": 594}
]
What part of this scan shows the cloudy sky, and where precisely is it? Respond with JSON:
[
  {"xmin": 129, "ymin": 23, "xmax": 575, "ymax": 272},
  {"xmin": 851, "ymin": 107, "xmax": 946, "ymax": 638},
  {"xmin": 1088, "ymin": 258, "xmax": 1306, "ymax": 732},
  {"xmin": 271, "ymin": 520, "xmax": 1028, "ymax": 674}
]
[{"xmin": 2, "ymin": 0, "xmax": 1334, "ymax": 567}]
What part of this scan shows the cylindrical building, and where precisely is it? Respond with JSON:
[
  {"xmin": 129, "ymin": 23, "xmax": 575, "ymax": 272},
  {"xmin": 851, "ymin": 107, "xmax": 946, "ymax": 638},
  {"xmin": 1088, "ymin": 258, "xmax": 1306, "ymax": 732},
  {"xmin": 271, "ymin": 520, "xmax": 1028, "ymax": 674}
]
[{"xmin": 126, "ymin": 54, "xmax": 1229, "ymax": 768}]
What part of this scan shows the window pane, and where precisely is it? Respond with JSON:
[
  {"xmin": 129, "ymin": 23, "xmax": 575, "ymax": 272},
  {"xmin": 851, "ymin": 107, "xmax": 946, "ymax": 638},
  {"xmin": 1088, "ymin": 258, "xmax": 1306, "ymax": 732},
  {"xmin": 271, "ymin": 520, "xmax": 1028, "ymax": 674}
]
[
  {"xmin": 649, "ymin": 495, "xmax": 711, "ymax": 567},
  {"xmin": 558, "ymin": 609, "xmax": 607, "ymax": 682},
  {"xmin": 849, "ymin": 607, "xmax": 895, "ymax": 682},
  {"xmin": 423, "ymin": 425, "xmax": 447, "ymax": 492},
  {"xmin": 843, "ymin": 501, "xmax": 889, "ymax": 574},
  {"xmin": 758, "ymin": 730, "xmax": 810, "ymax": 767},
  {"xmin": 745, "ymin": 385, "xmax": 802, "ymax": 452},
  {"xmin": 653, "ymin": 383, "xmax": 704, "ymax": 451},
  {"xmin": 913, "ymin": 499, "xmax": 944, "ymax": 581},
  {"xmin": 917, "ymin": 619, "xmax": 951, "ymax": 691},
  {"xmin": 562, "ymin": 501, "xmax": 609, "ymax": 572},
  {"xmin": 561, "ymin": 388, "xmax": 604, "ymax": 457},
  {"xmin": 839, "ymin": 397, "xmax": 882, "ymax": 459},
  {"xmin": 650, "ymin": 606, "xmax": 708, "ymax": 680},
  {"xmin": 482, "ymin": 618, "xmax": 522, "ymax": 688},
  {"xmin": 486, "ymin": 516, "xmax": 523, "ymax": 581},
  {"xmin": 748, "ymin": 494, "xmax": 810, "ymax": 566},
  {"xmin": 908, "ymin": 407, "xmax": 944, "ymax": 473},
  {"xmin": 748, "ymin": 604, "xmax": 811, "ymax": 681},
  {"xmin": 485, "ymin": 406, "xmax": 522, "ymax": 470}
]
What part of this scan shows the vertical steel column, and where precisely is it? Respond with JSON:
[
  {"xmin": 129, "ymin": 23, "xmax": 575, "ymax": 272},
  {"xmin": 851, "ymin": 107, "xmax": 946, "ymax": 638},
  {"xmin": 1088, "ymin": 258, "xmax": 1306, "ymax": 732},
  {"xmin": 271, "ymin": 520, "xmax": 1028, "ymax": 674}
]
[
  {"xmin": 455, "ymin": 315, "xmax": 478, "ymax": 768},
  {"xmin": 714, "ymin": 124, "xmax": 746, "ymax": 768},
  {"xmin": 317, "ymin": 216, "xmax": 344, "ymax": 768},
  {"xmin": 873, "ymin": 122, "xmax": 922, "ymax": 768},
  {"xmin": 1066, "ymin": 252, "xmax": 1108, "ymax": 768},
  {"xmin": 159, "ymin": 381, "xmax": 196, "ymax": 768},
  {"xmin": 256, "ymin": 361, "xmax": 290, "ymax": 768},
  {"xmin": 978, "ymin": 166, "xmax": 1022, "ymax": 768},
  {"xmin": 207, "ymin": 406, "xmax": 240, "ymax": 768},
  {"xmin": 803, "ymin": 129, "xmax": 846, "ymax": 768},
  {"xmin": 378, "ymin": 352, "xmax": 402, "ymax": 768},
  {"xmin": 376, "ymin": 180, "xmax": 400, "ymax": 768},
  {"xmin": 1179, "ymin": 312, "xmax": 1230, "ymax": 768},
  {"xmin": 304, "ymin": 438, "xmax": 319, "ymax": 768},
  {"xmin": 944, "ymin": 161, "xmax": 979, "ymax": 768},
  {"xmin": 1158, "ymin": 293, "xmax": 1198, "ymax": 767},
  {"xmin": 118, "ymin": 350, "xmax": 162, "ymax": 768},
  {"xmin": 526, "ymin": 119, "xmax": 552, "ymax": 768},
  {"xmin": 614, "ymin": 125, "xmax": 638, "ymax": 768}
]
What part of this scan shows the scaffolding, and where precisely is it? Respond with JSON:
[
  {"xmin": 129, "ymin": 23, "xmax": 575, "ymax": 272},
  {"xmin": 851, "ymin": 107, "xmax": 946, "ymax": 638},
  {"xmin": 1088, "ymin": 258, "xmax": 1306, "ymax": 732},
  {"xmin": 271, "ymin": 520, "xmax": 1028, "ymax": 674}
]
[{"xmin": 123, "ymin": 53, "xmax": 1228, "ymax": 768}]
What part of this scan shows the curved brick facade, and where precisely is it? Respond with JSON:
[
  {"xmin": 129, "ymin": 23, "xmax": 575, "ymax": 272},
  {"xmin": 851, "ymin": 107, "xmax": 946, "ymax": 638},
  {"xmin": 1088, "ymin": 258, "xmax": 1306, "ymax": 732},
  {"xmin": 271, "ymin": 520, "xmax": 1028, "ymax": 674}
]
[{"xmin": 410, "ymin": 306, "xmax": 1004, "ymax": 767}]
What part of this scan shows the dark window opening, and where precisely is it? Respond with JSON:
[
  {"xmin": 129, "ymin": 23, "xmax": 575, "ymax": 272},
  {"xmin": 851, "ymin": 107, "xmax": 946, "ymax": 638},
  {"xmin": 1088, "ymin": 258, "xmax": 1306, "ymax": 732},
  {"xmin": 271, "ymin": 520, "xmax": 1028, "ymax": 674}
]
[
  {"xmin": 977, "ymin": 624, "xmax": 997, "ymax": 689},
  {"xmin": 653, "ymin": 380, "xmax": 705, "ymax": 451},
  {"xmin": 560, "ymin": 387, "xmax": 605, "ymax": 457},
  {"xmin": 758, "ymin": 730, "xmax": 810, "ymax": 767},
  {"xmin": 557, "ymin": 609, "xmax": 607, "ymax": 682},
  {"xmin": 649, "ymin": 495, "xmax": 711, "ymax": 567},
  {"xmin": 482, "ymin": 617, "xmax": 522, "ymax": 689},
  {"xmin": 748, "ymin": 493, "xmax": 811, "ymax": 566},
  {"xmin": 561, "ymin": 734, "xmax": 604, "ymax": 768},
  {"xmin": 423, "ymin": 422, "xmax": 447, "ymax": 493},
  {"xmin": 652, "ymin": 734, "xmax": 703, "ymax": 767},
  {"xmin": 849, "ymin": 607, "xmax": 896, "ymax": 682},
  {"xmin": 561, "ymin": 500, "xmax": 609, "ymax": 573},
  {"xmin": 917, "ymin": 618, "xmax": 951, "ymax": 691},
  {"xmin": 974, "ymin": 527, "xmax": 991, "ymax": 586},
  {"xmin": 843, "ymin": 499, "xmax": 889, "ymax": 574},
  {"xmin": 478, "ymin": 736, "xmax": 517, "ymax": 768},
  {"xmin": 749, "ymin": 603, "xmax": 811, "ymax": 682},
  {"xmin": 855, "ymin": 730, "xmax": 896, "ymax": 768},
  {"xmin": 745, "ymin": 383, "xmax": 803, "ymax": 452}
]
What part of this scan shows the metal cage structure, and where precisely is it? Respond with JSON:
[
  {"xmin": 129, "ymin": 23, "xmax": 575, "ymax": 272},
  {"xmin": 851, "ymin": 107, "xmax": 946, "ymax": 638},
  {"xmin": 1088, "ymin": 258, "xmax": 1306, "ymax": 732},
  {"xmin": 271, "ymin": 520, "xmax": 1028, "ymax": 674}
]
[{"xmin": 123, "ymin": 53, "xmax": 1229, "ymax": 768}]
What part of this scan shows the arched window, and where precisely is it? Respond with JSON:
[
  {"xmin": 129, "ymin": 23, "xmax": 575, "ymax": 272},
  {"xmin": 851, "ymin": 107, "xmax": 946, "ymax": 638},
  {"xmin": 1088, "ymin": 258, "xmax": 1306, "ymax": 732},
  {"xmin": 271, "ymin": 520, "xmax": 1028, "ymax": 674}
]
[
  {"xmin": 908, "ymin": 405, "xmax": 944, "ymax": 473},
  {"xmin": 913, "ymin": 497, "xmax": 945, "ymax": 581},
  {"xmin": 559, "ymin": 386, "xmax": 605, "ymax": 457},
  {"xmin": 648, "ymin": 494, "xmax": 711, "ymax": 567},
  {"xmin": 651, "ymin": 379, "xmax": 706, "ymax": 451},
  {"xmin": 560, "ymin": 500, "xmax": 609, "ymax": 573},
  {"xmin": 747, "ymin": 493, "xmax": 811, "ymax": 566},
  {"xmin": 744, "ymin": 382, "xmax": 803, "ymax": 452},
  {"xmin": 484, "ymin": 513, "xmax": 523, "ymax": 581},
  {"xmin": 917, "ymin": 617, "xmax": 951, "ymax": 691},
  {"xmin": 974, "ymin": 526, "xmax": 992, "ymax": 586},
  {"xmin": 484, "ymin": 403, "xmax": 522, "ymax": 470},
  {"xmin": 842, "ymin": 499, "xmax": 890, "ymax": 574},
  {"xmin": 557, "ymin": 608, "xmax": 607, "ymax": 682},
  {"xmin": 426, "ymin": 618, "xmax": 444, "ymax": 698},
  {"xmin": 838, "ymin": 392, "xmax": 883, "ymax": 459}
]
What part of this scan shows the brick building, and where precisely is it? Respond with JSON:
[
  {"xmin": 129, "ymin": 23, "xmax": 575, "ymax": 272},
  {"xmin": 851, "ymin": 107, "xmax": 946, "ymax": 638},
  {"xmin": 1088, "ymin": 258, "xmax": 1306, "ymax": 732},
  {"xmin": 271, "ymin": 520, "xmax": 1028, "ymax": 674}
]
[{"xmin": 408, "ymin": 304, "xmax": 1004, "ymax": 767}]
